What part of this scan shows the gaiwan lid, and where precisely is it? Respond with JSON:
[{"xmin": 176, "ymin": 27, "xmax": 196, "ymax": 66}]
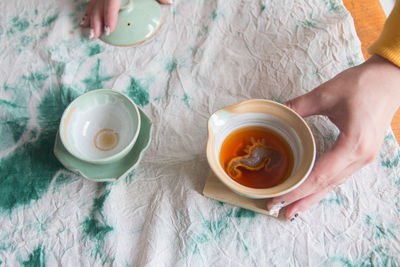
[{"xmin": 100, "ymin": 0, "xmax": 162, "ymax": 46}]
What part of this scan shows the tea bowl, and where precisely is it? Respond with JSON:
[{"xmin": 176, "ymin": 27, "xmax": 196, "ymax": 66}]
[
  {"xmin": 206, "ymin": 99, "xmax": 316, "ymax": 199},
  {"xmin": 59, "ymin": 89, "xmax": 141, "ymax": 164}
]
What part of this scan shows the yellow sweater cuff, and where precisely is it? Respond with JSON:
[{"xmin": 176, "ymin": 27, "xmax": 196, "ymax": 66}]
[{"xmin": 368, "ymin": 0, "xmax": 400, "ymax": 67}]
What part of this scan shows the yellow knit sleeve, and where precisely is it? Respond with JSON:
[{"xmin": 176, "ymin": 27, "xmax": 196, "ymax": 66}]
[{"xmin": 368, "ymin": 0, "xmax": 400, "ymax": 66}]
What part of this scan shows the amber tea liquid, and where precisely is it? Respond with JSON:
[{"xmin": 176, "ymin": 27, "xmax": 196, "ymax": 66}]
[{"xmin": 219, "ymin": 126, "xmax": 294, "ymax": 188}]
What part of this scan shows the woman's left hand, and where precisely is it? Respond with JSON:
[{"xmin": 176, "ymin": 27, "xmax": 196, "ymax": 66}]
[{"xmin": 267, "ymin": 55, "xmax": 400, "ymax": 220}]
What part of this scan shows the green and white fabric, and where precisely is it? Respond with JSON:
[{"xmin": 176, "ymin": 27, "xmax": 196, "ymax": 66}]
[{"xmin": 1, "ymin": 0, "xmax": 399, "ymax": 266}]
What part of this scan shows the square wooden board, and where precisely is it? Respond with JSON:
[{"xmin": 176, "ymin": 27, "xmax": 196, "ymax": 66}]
[{"xmin": 202, "ymin": 172, "xmax": 278, "ymax": 217}]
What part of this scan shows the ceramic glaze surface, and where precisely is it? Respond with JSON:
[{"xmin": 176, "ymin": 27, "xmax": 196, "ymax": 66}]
[
  {"xmin": 54, "ymin": 107, "xmax": 152, "ymax": 182},
  {"xmin": 60, "ymin": 89, "xmax": 140, "ymax": 164},
  {"xmin": 100, "ymin": 0, "xmax": 162, "ymax": 46},
  {"xmin": 207, "ymin": 100, "xmax": 316, "ymax": 198}
]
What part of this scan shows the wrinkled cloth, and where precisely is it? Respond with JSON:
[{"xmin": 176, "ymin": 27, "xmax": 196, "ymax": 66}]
[{"xmin": 1, "ymin": 0, "xmax": 400, "ymax": 266}]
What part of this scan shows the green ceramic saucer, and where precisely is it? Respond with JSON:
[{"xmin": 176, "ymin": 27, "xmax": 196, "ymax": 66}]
[
  {"xmin": 54, "ymin": 108, "xmax": 152, "ymax": 182},
  {"xmin": 100, "ymin": 0, "xmax": 162, "ymax": 46}
]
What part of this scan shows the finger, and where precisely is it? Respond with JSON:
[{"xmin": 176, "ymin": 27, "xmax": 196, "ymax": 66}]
[
  {"xmin": 285, "ymin": 185, "xmax": 332, "ymax": 220},
  {"xmin": 267, "ymin": 134, "xmax": 353, "ymax": 211},
  {"xmin": 89, "ymin": 2, "xmax": 104, "ymax": 39},
  {"xmin": 81, "ymin": 0, "xmax": 97, "ymax": 27},
  {"xmin": 104, "ymin": 0, "xmax": 121, "ymax": 35},
  {"xmin": 285, "ymin": 156, "xmax": 365, "ymax": 220},
  {"xmin": 158, "ymin": 0, "xmax": 173, "ymax": 4},
  {"xmin": 284, "ymin": 90, "xmax": 325, "ymax": 118},
  {"xmin": 80, "ymin": 13, "xmax": 90, "ymax": 27}
]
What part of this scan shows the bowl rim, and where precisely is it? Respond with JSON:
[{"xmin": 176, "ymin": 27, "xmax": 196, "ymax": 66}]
[
  {"xmin": 59, "ymin": 89, "xmax": 141, "ymax": 164},
  {"xmin": 206, "ymin": 99, "xmax": 316, "ymax": 199}
]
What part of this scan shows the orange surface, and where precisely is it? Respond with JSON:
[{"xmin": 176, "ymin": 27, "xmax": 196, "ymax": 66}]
[{"xmin": 343, "ymin": 0, "xmax": 400, "ymax": 144}]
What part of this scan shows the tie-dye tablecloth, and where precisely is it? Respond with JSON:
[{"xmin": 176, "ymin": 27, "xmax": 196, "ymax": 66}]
[{"xmin": 1, "ymin": 0, "xmax": 400, "ymax": 266}]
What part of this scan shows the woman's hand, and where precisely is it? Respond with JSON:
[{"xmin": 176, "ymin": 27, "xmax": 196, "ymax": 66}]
[
  {"xmin": 80, "ymin": 0, "xmax": 171, "ymax": 39},
  {"xmin": 267, "ymin": 55, "xmax": 400, "ymax": 220}
]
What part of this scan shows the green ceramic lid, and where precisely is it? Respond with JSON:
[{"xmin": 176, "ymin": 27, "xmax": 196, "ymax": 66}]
[{"xmin": 100, "ymin": 0, "xmax": 162, "ymax": 46}]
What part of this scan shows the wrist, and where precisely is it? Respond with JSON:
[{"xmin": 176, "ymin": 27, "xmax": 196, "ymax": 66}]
[{"xmin": 362, "ymin": 54, "xmax": 400, "ymax": 109}]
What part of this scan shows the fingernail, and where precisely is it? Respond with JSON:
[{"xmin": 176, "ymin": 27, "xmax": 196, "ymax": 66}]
[
  {"xmin": 88, "ymin": 28, "xmax": 94, "ymax": 39},
  {"xmin": 104, "ymin": 24, "xmax": 110, "ymax": 36},
  {"xmin": 268, "ymin": 201, "xmax": 285, "ymax": 217},
  {"xmin": 80, "ymin": 14, "xmax": 87, "ymax": 25},
  {"xmin": 290, "ymin": 213, "xmax": 299, "ymax": 221}
]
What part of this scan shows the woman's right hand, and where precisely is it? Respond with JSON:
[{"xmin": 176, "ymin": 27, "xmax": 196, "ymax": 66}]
[{"xmin": 80, "ymin": 0, "xmax": 172, "ymax": 39}]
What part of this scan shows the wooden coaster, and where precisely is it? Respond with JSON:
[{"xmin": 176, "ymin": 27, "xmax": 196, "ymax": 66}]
[{"xmin": 202, "ymin": 172, "xmax": 278, "ymax": 217}]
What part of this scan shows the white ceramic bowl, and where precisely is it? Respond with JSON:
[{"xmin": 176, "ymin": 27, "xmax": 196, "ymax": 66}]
[
  {"xmin": 59, "ymin": 89, "xmax": 141, "ymax": 164},
  {"xmin": 206, "ymin": 99, "xmax": 316, "ymax": 199}
]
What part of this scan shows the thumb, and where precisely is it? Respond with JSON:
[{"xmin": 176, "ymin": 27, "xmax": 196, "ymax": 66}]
[{"xmin": 284, "ymin": 89, "xmax": 324, "ymax": 118}]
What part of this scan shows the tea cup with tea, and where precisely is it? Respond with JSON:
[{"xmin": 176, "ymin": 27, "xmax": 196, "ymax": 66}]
[{"xmin": 206, "ymin": 99, "xmax": 316, "ymax": 199}]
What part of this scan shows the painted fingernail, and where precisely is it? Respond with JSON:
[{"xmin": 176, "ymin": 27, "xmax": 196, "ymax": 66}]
[
  {"xmin": 88, "ymin": 28, "xmax": 94, "ymax": 39},
  {"xmin": 289, "ymin": 213, "xmax": 299, "ymax": 221},
  {"xmin": 268, "ymin": 201, "xmax": 285, "ymax": 217},
  {"xmin": 104, "ymin": 24, "xmax": 110, "ymax": 36},
  {"xmin": 80, "ymin": 14, "xmax": 87, "ymax": 25}
]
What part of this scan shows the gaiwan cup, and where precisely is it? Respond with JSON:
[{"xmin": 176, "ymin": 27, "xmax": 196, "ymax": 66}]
[
  {"xmin": 206, "ymin": 99, "xmax": 316, "ymax": 199},
  {"xmin": 59, "ymin": 89, "xmax": 141, "ymax": 164}
]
